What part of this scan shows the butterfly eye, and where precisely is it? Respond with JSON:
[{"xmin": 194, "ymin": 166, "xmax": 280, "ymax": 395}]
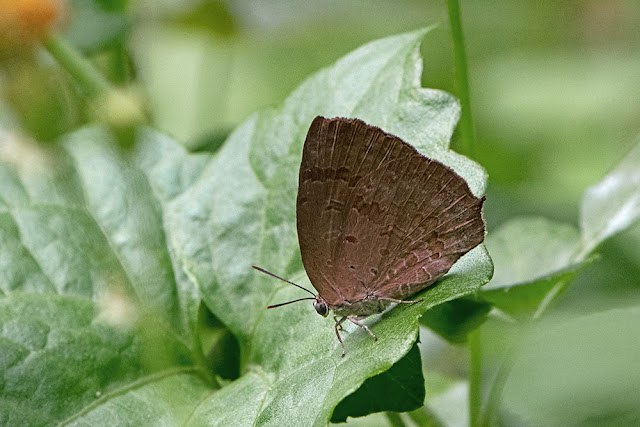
[{"xmin": 313, "ymin": 300, "xmax": 329, "ymax": 317}]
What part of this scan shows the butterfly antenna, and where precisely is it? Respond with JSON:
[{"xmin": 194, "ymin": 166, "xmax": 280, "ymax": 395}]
[
  {"xmin": 267, "ymin": 297, "xmax": 315, "ymax": 309},
  {"xmin": 252, "ymin": 265, "xmax": 316, "ymax": 297}
]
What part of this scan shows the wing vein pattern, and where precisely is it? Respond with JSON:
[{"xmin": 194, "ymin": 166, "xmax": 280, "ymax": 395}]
[{"xmin": 297, "ymin": 116, "xmax": 485, "ymax": 306}]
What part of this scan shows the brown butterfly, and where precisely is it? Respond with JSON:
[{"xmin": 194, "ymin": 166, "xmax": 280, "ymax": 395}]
[{"xmin": 254, "ymin": 116, "xmax": 485, "ymax": 357}]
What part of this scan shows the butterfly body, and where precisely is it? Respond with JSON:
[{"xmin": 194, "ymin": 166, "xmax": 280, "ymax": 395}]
[{"xmin": 324, "ymin": 294, "xmax": 390, "ymax": 318}]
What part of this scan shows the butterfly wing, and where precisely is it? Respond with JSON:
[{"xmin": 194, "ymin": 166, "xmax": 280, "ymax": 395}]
[
  {"xmin": 297, "ymin": 116, "xmax": 485, "ymax": 306},
  {"xmin": 355, "ymin": 157, "xmax": 485, "ymax": 300},
  {"xmin": 297, "ymin": 117, "xmax": 388, "ymax": 304}
]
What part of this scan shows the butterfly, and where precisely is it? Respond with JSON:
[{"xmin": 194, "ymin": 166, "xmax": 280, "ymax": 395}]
[{"xmin": 254, "ymin": 116, "xmax": 485, "ymax": 356}]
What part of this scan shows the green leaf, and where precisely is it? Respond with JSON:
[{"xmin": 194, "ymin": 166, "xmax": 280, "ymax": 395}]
[
  {"xmin": 420, "ymin": 298, "xmax": 492, "ymax": 343},
  {"xmin": 482, "ymin": 137, "xmax": 640, "ymax": 318},
  {"xmin": 0, "ymin": 292, "xmax": 200, "ymax": 425},
  {"xmin": 331, "ymin": 343, "xmax": 425, "ymax": 423},
  {"xmin": 0, "ymin": 136, "xmax": 207, "ymax": 425},
  {"xmin": 580, "ymin": 138, "xmax": 640, "ymax": 256},
  {"xmin": 483, "ymin": 217, "xmax": 582, "ymax": 290},
  {"xmin": 0, "ymin": 28, "xmax": 491, "ymax": 425},
  {"xmin": 481, "ymin": 264, "xmax": 584, "ymax": 321},
  {"xmin": 480, "ymin": 217, "xmax": 585, "ymax": 317},
  {"xmin": 481, "ymin": 216, "xmax": 610, "ymax": 319},
  {"xmin": 64, "ymin": 374, "xmax": 211, "ymax": 426}
]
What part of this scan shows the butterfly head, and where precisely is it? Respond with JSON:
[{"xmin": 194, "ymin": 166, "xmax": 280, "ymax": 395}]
[{"xmin": 313, "ymin": 297, "xmax": 329, "ymax": 317}]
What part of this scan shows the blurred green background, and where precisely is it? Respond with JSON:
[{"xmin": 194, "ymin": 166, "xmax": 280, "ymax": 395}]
[{"xmin": 2, "ymin": 0, "xmax": 639, "ymax": 425}]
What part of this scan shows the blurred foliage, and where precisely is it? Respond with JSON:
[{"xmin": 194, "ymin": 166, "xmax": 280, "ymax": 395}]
[
  {"xmin": 64, "ymin": 0, "xmax": 128, "ymax": 53},
  {"xmin": 2, "ymin": 63, "xmax": 79, "ymax": 142}
]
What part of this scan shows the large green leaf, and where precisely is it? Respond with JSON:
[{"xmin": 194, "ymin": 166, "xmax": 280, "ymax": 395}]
[
  {"xmin": 482, "ymin": 139, "xmax": 640, "ymax": 318},
  {"xmin": 0, "ymin": 139, "xmax": 208, "ymax": 425},
  {"xmin": 580, "ymin": 138, "xmax": 640, "ymax": 256},
  {"xmin": 330, "ymin": 343, "xmax": 424, "ymax": 423},
  {"xmin": 0, "ymin": 28, "xmax": 491, "ymax": 425},
  {"xmin": 483, "ymin": 217, "xmax": 582, "ymax": 290},
  {"xmin": 481, "ymin": 217, "xmax": 585, "ymax": 318}
]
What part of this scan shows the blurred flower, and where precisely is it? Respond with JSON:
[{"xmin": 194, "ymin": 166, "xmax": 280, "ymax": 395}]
[
  {"xmin": 101, "ymin": 86, "xmax": 147, "ymax": 130},
  {"xmin": 0, "ymin": 0, "xmax": 66, "ymax": 60},
  {"xmin": 0, "ymin": 127, "xmax": 54, "ymax": 172},
  {"xmin": 94, "ymin": 85, "xmax": 149, "ymax": 149}
]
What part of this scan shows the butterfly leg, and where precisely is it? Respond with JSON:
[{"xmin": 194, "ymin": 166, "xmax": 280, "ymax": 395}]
[
  {"xmin": 378, "ymin": 297, "xmax": 424, "ymax": 304},
  {"xmin": 334, "ymin": 316, "xmax": 347, "ymax": 357},
  {"xmin": 347, "ymin": 316, "xmax": 378, "ymax": 342}
]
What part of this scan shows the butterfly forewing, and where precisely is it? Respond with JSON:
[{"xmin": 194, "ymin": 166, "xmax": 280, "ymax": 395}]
[
  {"xmin": 296, "ymin": 116, "xmax": 485, "ymax": 308},
  {"xmin": 297, "ymin": 117, "xmax": 376, "ymax": 304}
]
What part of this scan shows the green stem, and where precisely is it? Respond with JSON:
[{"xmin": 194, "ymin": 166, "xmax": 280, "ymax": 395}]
[
  {"xmin": 42, "ymin": 34, "xmax": 112, "ymax": 97},
  {"xmin": 468, "ymin": 329, "xmax": 483, "ymax": 427},
  {"xmin": 408, "ymin": 406, "xmax": 444, "ymax": 426},
  {"xmin": 476, "ymin": 349, "xmax": 516, "ymax": 427},
  {"xmin": 476, "ymin": 335, "xmax": 523, "ymax": 427},
  {"xmin": 446, "ymin": 0, "xmax": 475, "ymax": 158},
  {"xmin": 112, "ymin": 40, "xmax": 131, "ymax": 85},
  {"xmin": 385, "ymin": 412, "xmax": 407, "ymax": 427}
]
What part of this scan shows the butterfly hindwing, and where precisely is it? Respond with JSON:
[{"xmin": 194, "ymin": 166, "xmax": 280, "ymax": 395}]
[{"xmin": 297, "ymin": 116, "xmax": 485, "ymax": 307}]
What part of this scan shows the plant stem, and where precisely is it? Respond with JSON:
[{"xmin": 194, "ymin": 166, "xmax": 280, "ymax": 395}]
[
  {"xmin": 385, "ymin": 412, "xmax": 407, "ymax": 427},
  {"xmin": 408, "ymin": 406, "xmax": 444, "ymax": 426},
  {"xmin": 42, "ymin": 33, "xmax": 112, "ymax": 98},
  {"xmin": 468, "ymin": 329, "xmax": 483, "ymax": 427},
  {"xmin": 476, "ymin": 347, "xmax": 516, "ymax": 427},
  {"xmin": 193, "ymin": 325, "xmax": 220, "ymax": 390},
  {"xmin": 112, "ymin": 40, "xmax": 131, "ymax": 84},
  {"xmin": 446, "ymin": 0, "xmax": 475, "ymax": 158}
]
